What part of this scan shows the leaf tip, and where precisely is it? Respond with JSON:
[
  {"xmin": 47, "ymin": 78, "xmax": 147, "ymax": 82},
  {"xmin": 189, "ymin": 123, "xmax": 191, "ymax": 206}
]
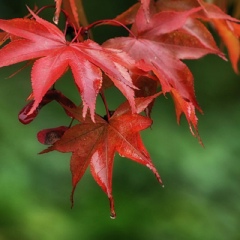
[
  {"xmin": 188, "ymin": 124, "xmax": 204, "ymax": 147},
  {"xmin": 70, "ymin": 185, "xmax": 76, "ymax": 209},
  {"xmin": 26, "ymin": 5, "xmax": 36, "ymax": 19},
  {"xmin": 38, "ymin": 146, "xmax": 54, "ymax": 154},
  {"xmin": 53, "ymin": 15, "xmax": 59, "ymax": 25},
  {"xmin": 146, "ymin": 163, "xmax": 163, "ymax": 186},
  {"xmin": 109, "ymin": 197, "xmax": 116, "ymax": 219},
  {"xmin": 82, "ymin": 104, "xmax": 96, "ymax": 123}
]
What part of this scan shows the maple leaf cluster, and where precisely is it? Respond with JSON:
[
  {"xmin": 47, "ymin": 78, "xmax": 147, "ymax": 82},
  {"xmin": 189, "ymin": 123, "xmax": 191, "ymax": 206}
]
[{"xmin": 0, "ymin": 0, "xmax": 239, "ymax": 218}]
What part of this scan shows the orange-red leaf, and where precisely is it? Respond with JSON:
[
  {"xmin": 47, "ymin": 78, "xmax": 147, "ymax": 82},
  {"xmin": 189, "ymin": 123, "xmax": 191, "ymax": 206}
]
[
  {"xmin": 212, "ymin": 19, "xmax": 240, "ymax": 73},
  {"xmin": 0, "ymin": 9, "xmax": 137, "ymax": 121},
  {"xmin": 103, "ymin": 4, "xmax": 229, "ymax": 137},
  {"xmin": 41, "ymin": 95, "xmax": 162, "ymax": 218},
  {"xmin": 62, "ymin": 0, "xmax": 80, "ymax": 28},
  {"xmin": 114, "ymin": 3, "xmax": 140, "ymax": 25},
  {"xmin": 156, "ymin": 0, "xmax": 240, "ymax": 72}
]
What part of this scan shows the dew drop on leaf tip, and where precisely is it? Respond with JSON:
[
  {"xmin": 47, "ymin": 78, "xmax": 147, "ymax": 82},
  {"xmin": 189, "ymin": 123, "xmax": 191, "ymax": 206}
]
[
  {"xmin": 53, "ymin": 16, "xmax": 59, "ymax": 25},
  {"xmin": 110, "ymin": 212, "xmax": 116, "ymax": 219}
]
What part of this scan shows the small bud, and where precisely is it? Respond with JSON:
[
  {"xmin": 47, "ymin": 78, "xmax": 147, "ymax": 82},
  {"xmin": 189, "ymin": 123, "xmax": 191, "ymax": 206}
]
[
  {"xmin": 37, "ymin": 126, "xmax": 68, "ymax": 145},
  {"xmin": 18, "ymin": 101, "xmax": 39, "ymax": 124}
]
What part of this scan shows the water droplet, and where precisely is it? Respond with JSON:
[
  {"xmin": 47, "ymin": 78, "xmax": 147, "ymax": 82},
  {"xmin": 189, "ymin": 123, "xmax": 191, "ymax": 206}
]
[
  {"xmin": 53, "ymin": 15, "xmax": 59, "ymax": 25},
  {"xmin": 162, "ymin": 184, "xmax": 165, "ymax": 188},
  {"xmin": 110, "ymin": 212, "xmax": 116, "ymax": 219}
]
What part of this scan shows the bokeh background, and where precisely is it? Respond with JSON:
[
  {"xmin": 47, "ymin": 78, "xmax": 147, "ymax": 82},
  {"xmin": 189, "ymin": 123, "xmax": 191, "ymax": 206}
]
[{"xmin": 0, "ymin": 1, "xmax": 240, "ymax": 239}]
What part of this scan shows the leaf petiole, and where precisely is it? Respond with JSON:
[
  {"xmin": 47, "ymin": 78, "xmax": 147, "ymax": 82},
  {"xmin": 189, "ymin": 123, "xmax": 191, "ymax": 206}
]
[{"xmin": 100, "ymin": 90, "xmax": 110, "ymax": 121}]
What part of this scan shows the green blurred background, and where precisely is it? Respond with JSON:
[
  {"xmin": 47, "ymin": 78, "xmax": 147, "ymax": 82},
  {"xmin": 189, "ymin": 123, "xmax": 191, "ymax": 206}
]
[{"xmin": 0, "ymin": 1, "xmax": 240, "ymax": 240}]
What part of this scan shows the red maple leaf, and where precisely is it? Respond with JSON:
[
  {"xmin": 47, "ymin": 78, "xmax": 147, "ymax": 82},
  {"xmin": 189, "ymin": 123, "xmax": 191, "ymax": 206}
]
[
  {"xmin": 41, "ymin": 94, "xmax": 162, "ymax": 218},
  {"xmin": 212, "ymin": 20, "xmax": 240, "ymax": 73},
  {"xmin": 156, "ymin": 0, "xmax": 240, "ymax": 73},
  {"xmin": 0, "ymin": 8, "xmax": 137, "ymax": 121},
  {"xmin": 103, "ymin": 3, "xmax": 225, "ymax": 138}
]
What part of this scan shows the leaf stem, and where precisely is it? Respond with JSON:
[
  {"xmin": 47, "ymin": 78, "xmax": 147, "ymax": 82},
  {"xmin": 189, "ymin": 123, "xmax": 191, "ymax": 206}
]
[
  {"xmin": 100, "ymin": 90, "xmax": 110, "ymax": 121},
  {"xmin": 68, "ymin": 117, "xmax": 75, "ymax": 128},
  {"xmin": 85, "ymin": 19, "xmax": 136, "ymax": 38}
]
